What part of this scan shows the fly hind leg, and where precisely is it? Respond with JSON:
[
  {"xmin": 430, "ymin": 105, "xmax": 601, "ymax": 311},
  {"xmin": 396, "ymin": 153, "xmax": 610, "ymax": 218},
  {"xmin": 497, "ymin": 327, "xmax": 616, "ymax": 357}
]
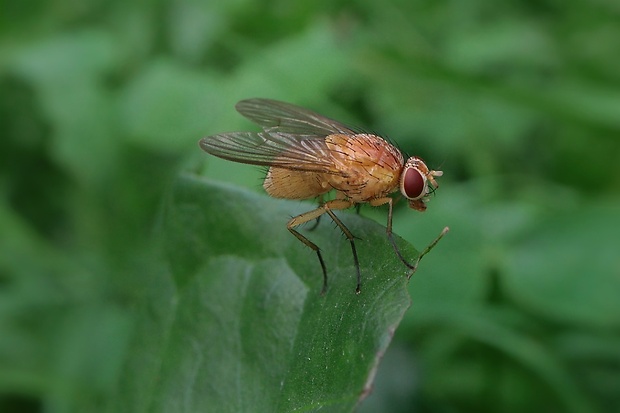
[
  {"xmin": 307, "ymin": 194, "xmax": 325, "ymax": 231},
  {"xmin": 287, "ymin": 199, "xmax": 356, "ymax": 294}
]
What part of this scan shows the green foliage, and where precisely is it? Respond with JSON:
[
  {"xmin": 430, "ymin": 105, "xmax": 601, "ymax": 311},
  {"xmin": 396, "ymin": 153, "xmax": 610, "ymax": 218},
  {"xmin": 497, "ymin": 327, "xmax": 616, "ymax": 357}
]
[
  {"xmin": 111, "ymin": 175, "xmax": 414, "ymax": 412},
  {"xmin": 1, "ymin": 0, "xmax": 620, "ymax": 412}
]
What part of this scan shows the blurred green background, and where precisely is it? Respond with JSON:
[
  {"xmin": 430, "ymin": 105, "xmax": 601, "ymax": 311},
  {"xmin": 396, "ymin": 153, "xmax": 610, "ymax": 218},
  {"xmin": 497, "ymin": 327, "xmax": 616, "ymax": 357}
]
[{"xmin": 2, "ymin": 0, "xmax": 620, "ymax": 412}]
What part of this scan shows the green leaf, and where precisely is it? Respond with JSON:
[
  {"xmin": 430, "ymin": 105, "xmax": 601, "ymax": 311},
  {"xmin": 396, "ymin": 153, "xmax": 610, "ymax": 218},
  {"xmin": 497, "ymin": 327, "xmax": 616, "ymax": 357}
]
[
  {"xmin": 119, "ymin": 59, "xmax": 227, "ymax": 151},
  {"xmin": 227, "ymin": 20, "xmax": 354, "ymax": 103},
  {"xmin": 505, "ymin": 200, "xmax": 620, "ymax": 328},
  {"xmin": 114, "ymin": 174, "xmax": 422, "ymax": 412},
  {"xmin": 9, "ymin": 29, "xmax": 120, "ymax": 185}
]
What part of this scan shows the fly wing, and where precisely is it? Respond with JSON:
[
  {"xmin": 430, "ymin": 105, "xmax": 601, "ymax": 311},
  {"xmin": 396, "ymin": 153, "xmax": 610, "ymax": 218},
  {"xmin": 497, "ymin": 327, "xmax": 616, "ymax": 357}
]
[
  {"xmin": 235, "ymin": 98, "xmax": 357, "ymax": 136},
  {"xmin": 199, "ymin": 131, "xmax": 344, "ymax": 175}
]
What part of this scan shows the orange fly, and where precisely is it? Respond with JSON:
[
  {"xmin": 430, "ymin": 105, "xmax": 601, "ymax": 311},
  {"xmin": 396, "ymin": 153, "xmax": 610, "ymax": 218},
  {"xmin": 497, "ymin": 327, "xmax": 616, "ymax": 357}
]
[{"xmin": 199, "ymin": 98, "xmax": 448, "ymax": 294}]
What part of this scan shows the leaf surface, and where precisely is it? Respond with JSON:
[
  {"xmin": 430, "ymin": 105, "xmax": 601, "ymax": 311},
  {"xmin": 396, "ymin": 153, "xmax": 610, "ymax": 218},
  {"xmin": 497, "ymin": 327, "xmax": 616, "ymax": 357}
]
[{"xmin": 115, "ymin": 174, "xmax": 419, "ymax": 413}]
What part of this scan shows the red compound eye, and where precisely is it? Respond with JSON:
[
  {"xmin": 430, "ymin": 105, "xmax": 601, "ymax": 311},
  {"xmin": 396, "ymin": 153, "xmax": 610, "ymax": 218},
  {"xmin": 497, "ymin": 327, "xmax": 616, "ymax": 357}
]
[{"xmin": 402, "ymin": 167, "xmax": 425, "ymax": 199}]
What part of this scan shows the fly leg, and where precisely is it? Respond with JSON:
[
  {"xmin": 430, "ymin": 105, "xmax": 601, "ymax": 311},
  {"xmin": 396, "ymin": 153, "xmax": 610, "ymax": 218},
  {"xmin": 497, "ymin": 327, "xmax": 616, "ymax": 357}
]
[
  {"xmin": 307, "ymin": 194, "xmax": 325, "ymax": 231},
  {"xmin": 323, "ymin": 201, "xmax": 362, "ymax": 294},
  {"xmin": 370, "ymin": 197, "xmax": 449, "ymax": 277},
  {"xmin": 408, "ymin": 226, "xmax": 449, "ymax": 279},
  {"xmin": 287, "ymin": 199, "xmax": 355, "ymax": 294}
]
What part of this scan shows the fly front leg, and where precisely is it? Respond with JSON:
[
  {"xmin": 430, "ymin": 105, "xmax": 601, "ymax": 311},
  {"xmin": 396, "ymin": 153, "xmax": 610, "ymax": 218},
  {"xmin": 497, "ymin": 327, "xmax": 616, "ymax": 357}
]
[
  {"xmin": 369, "ymin": 197, "xmax": 413, "ymax": 270},
  {"xmin": 409, "ymin": 226, "xmax": 449, "ymax": 279},
  {"xmin": 369, "ymin": 197, "xmax": 449, "ymax": 277},
  {"xmin": 287, "ymin": 199, "xmax": 355, "ymax": 294}
]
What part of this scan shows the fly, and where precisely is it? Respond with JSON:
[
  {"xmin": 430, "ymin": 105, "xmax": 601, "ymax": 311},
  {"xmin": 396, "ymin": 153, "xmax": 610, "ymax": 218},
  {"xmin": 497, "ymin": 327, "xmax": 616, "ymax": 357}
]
[{"xmin": 199, "ymin": 98, "xmax": 448, "ymax": 294}]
